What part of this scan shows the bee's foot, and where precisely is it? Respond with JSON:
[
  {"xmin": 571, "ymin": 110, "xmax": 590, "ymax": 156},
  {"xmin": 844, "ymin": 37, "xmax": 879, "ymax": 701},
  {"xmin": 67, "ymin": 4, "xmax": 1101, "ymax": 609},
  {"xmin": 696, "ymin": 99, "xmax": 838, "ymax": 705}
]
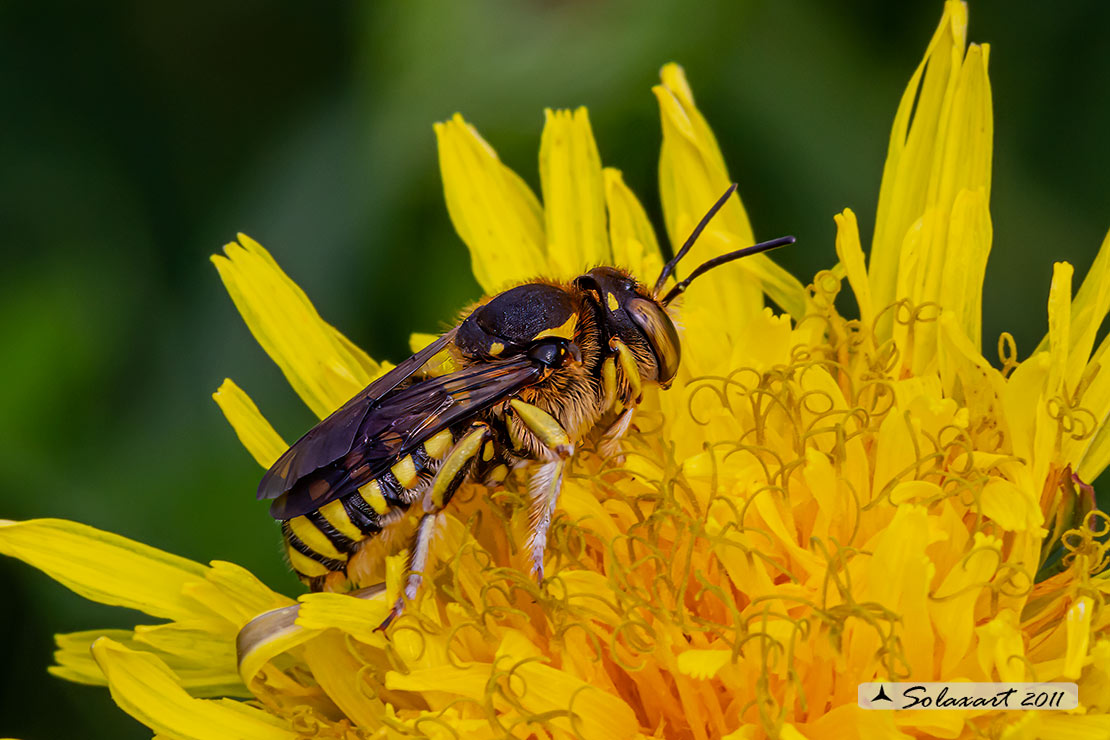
[
  {"xmin": 530, "ymin": 551, "xmax": 546, "ymax": 585},
  {"xmin": 376, "ymin": 597, "xmax": 405, "ymax": 632}
]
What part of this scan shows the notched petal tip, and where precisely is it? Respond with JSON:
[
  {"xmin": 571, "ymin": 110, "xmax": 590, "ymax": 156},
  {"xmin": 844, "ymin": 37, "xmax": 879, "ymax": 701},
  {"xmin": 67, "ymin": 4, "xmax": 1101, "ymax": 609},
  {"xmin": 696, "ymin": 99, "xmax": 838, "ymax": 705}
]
[
  {"xmin": 436, "ymin": 111, "xmax": 547, "ymax": 291},
  {"xmin": 212, "ymin": 379, "xmax": 287, "ymax": 469},
  {"xmin": 539, "ymin": 102, "xmax": 609, "ymax": 277},
  {"xmin": 212, "ymin": 233, "xmax": 377, "ymax": 418},
  {"xmin": 944, "ymin": 0, "xmax": 969, "ymax": 36},
  {"xmin": 654, "ymin": 64, "xmax": 806, "ymax": 326},
  {"xmin": 659, "ymin": 62, "xmax": 693, "ymax": 104},
  {"xmin": 603, "ymin": 167, "xmax": 664, "ymax": 283}
]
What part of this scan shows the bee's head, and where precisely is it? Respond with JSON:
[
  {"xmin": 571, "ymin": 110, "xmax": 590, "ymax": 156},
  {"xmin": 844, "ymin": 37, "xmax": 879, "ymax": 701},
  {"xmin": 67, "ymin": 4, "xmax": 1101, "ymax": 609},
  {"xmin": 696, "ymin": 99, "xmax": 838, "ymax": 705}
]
[
  {"xmin": 574, "ymin": 267, "xmax": 681, "ymax": 387},
  {"xmin": 577, "ymin": 184, "xmax": 795, "ymax": 390}
]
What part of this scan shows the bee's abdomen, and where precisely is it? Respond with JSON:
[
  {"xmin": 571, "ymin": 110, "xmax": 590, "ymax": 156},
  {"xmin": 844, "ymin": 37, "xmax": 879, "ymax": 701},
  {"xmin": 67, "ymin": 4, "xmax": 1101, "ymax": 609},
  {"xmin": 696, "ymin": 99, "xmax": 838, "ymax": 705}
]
[{"xmin": 281, "ymin": 429, "xmax": 456, "ymax": 584}]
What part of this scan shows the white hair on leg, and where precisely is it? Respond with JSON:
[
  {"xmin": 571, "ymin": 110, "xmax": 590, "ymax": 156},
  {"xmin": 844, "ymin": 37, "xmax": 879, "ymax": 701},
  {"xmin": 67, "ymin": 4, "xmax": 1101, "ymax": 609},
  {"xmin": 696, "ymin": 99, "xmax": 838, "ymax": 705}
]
[{"xmin": 526, "ymin": 458, "xmax": 566, "ymax": 582}]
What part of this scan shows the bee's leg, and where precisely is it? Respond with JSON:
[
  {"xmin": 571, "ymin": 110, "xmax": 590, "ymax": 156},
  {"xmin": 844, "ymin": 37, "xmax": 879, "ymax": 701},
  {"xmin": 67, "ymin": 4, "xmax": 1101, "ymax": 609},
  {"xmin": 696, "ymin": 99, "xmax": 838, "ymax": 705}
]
[
  {"xmin": 508, "ymin": 399, "xmax": 573, "ymax": 458},
  {"xmin": 609, "ymin": 337, "xmax": 643, "ymax": 404},
  {"xmin": 506, "ymin": 399, "xmax": 576, "ymax": 582},
  {"xmin": 379, "ymin": 513, "xmax": 436, "ymax": 630},
  {"xmin": 599, "ymin": 405, "xmax": 636, "ymax": 460},
  {"xmin": 600, "ymin": 338, "xmax": 643, "ymax": 460},
  {"xmin": 601, "ymin": 355, "xmax": 619, "ymax": 411},
  {"xmin": 526, "ymin": 457, "xmax": 567, "ymax": 583},
  {"xmin": 381, "ymin": 423, "xmax": 490, "ymax": 628}
]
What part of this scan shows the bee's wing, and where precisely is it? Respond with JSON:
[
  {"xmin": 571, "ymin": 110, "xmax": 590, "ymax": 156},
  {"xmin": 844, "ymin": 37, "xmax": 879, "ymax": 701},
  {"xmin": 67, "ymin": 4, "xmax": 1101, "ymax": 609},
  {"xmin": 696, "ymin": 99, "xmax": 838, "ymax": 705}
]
[
  {"xmin": 265, "ymin": 353, "xmax": 545, "ymax": 520},
  {"xmin": 257, "ymin": 330, "xmax": 457, "ymax": 503}
]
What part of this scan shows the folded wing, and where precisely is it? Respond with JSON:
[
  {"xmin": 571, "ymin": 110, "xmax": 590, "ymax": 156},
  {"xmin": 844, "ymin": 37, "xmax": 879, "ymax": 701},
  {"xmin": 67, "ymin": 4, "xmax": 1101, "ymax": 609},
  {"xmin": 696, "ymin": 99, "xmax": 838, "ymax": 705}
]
[{"xmin": 264, "ymin": 350, "xmax": 544, "ymax": 520}]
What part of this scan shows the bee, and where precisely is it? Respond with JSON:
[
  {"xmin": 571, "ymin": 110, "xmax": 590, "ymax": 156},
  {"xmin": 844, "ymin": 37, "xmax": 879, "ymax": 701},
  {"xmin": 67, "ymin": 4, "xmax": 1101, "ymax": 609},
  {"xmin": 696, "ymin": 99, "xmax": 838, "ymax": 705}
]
[{"xmin": 257, "ymin": 184, "xmax": 792, "ymax": 624}]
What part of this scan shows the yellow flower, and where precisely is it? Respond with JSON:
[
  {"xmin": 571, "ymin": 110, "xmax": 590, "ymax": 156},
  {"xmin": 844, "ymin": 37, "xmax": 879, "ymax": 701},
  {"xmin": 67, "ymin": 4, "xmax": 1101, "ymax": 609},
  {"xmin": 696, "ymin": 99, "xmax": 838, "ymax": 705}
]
[{"xmin": 3, "ymin": 2, "xmax": 1110, "ymax": 738}]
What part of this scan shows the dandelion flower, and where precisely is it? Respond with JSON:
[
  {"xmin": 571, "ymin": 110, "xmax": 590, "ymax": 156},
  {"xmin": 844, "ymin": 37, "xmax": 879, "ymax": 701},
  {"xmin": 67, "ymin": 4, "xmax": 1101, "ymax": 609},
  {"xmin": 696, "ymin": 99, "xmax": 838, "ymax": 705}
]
[{"xmin": 3, "ymin": 2, "xmax": 1110, "ymax": 738}]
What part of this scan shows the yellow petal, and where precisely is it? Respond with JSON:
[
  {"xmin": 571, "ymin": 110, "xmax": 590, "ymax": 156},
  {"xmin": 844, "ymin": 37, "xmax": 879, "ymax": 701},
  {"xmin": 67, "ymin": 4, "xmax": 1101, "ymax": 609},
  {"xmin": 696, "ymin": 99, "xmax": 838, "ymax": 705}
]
[
  {"xmin": 1059, "ymin": 237, "xmax": 1110, "ymax": 476},
  {"xmin": 979, "ymin": 478, "xmax": 1044, "ymax": 533},
  {"xmin": 492, "ymin": 629, "xmax": 639, "ymax": 740},
  {"xmin": 655, "ymin": 64, "xmax": 805, "ymax": 324},
  {"xmin": 871, "ymin": 0, "xmax": 996, "ymax": 348},
  {"xmin": 1065, "ymin": 596, "xmax": 1094, "ymax": 679},
  {"xmin": 861, "ymin": 505, "xmax": 935, "ymax": 674},
  {"xmin": 555, "ymin": 569, "xmax": 622, "ymax": 623},
  {"xmin": 133, "ymin": 623, "xmax": 246, "ymax": 692},
  {"xmin": 920, "ymin": 41, "xmax": 993, "ymax": 281},
  {"xmin": 721, "ymin": 728, "xmax": 757, "ymax": 740},
  {"xmin": 1001, "ymin": 352, "xmax": 1052, "ymax": 473},
  {"xmin": 39, "ymin": 553, "xmax": 293, "ymax": 695},
  {"xmin": 834, "ymin": 208, "xmax": 874, "ymax": 330},
  {"xmin": 295, "ymin": 591, "xmax": 391, "ymax": 648},
  {"xmin": 385, "ymin": 663, "xmax": 492, "ymax": 698},
  {"xmin": 540, "ymin": 108, "xmax": 610, "ymax": 277},
  {"xmin": 898, "ymin": 42, "xmax": 994, "ymax": 374},
  {"xmin": 1052, "ymin": 227, "xmax": 1110, "ymax": 360},
  {"xmin": 871, "ymin": 410, "xmax": 917, "ymax": 504},
  {"xmin": 1034, "ymin": 228, "xmax": 1110, "ymax": 389},
  {"xmin": 677, "ymin": 649, "xmax": 732, "ymax": 680},
  {"xmin": 1076, "ymin": 316, "xmax": 1110, "ymax": 480},
  {"xmin": 0, "ymin": 519, "xmax": 209, "ymax": 622},
  {"xmin": 656, "ymin": 63, "xmax": 753, "ymax": 247},
  {"xmin": 1083, "ymin": 639, "xmax": 1110, "ymax": 714},
  {"xmin": 212, "ymin": 235, "xmax": 378, "ymax": 418},
  {"xmin": 889, "ymin": 480, "xmax": 943, "ymax": 506},
  {"xmin": 975, "ymin": 610, "xmax": 1026, "ymax": 682},
  {"xmin": 184, "ymin": 560, "xmax": 293, "ymax": 626},
  {"xmin": 1023, "ymin": 716, "xmax": 1110, "ymax": 740},
  {"xmin": 51, "ymin": 629, "xmax": 133, "ymax": 686},
  {"xmin": 603, "ymin": 167, "xmax": 664, "ymax": 284},
  {"xmin": 939, "ymin": 187, "xmax": 992, "ymax": 349},
  {"xmin": 1048, "ymin": 262, "xmax": 1075, "ymax": 396},
  {"xmin": 558, "ymin": 480, "xmax": 623, "ymax": 542},
  {"xmin": 937, "ymin": 310, "xmax": 1006, "ymax": 413},
  {"xmin": 91, "ymin": 638, "xmax": 295, "ymax": 740},
  {"xmin": 930, "ymin": 532, "xmax": 1002, "ymax": 676},
  {"xmin": 301, "ymin": 629, "xmax": 385, "ymax": 730},
  {"xmin": 806, "ymin": 702, "xmax": 913, "ymax": 740},
  {"xmin": 781, "ymin": 726, "xmax": 812, "ymax": 740},
  {"xmin": 53, "ymin": 626, "xmax": 250, "ymax": 698},
  {"xmin": 870, "ymin": 0, "xmax": 968, "ymax": 294},
  {"xmin": 1078, "ymin": 421, "xmax": 1110, "ymax": 482},
  {"xmin": 212, "ymin": 379, "xmax": 287, "ymax": 468},
  {"xmin": 434, "ymin": 114, "xmax": 547, "ymax": 292}
]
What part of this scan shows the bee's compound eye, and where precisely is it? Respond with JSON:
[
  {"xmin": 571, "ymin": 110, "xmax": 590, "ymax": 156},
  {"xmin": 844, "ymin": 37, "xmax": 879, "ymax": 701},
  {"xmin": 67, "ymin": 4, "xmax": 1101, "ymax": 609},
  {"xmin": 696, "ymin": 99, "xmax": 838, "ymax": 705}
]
[{"xmin": 627, "ymin": 298, "xmax": 681, "ymax": 384}]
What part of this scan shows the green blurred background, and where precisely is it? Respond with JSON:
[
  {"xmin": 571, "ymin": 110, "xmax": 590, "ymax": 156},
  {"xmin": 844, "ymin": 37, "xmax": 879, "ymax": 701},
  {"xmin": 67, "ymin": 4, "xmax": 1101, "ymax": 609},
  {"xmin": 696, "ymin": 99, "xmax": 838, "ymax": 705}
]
[{"xmin": 1, "ymin": 1, "xmax": 1107, "ymax": 737}]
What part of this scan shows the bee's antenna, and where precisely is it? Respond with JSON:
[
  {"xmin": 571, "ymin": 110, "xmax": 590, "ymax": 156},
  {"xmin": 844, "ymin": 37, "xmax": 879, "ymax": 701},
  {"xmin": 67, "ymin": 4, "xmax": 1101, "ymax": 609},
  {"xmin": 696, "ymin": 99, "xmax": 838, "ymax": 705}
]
[
  {"xmin": 653, "ymin": 183, "xmax": 738, "ymax": 298},
  {"xmin": 661, "ymin": 235, "xmax": 795, "ymax": 306}
]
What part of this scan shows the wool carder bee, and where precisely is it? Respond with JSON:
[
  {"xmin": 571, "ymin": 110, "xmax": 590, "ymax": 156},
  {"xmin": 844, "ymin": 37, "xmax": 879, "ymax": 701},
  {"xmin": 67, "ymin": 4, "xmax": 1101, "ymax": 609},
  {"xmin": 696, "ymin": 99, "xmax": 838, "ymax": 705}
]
[{"xmin": 257, "ymin": 184, "xmax": 792, "ymax": 624}]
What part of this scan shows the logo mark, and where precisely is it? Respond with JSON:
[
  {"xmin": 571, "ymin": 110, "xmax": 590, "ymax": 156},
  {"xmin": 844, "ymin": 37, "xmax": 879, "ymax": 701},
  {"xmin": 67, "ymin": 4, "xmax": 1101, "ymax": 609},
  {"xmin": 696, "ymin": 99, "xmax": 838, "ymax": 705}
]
[{"xmin": 871, "ymin": 685, "xmax": 892, "ymax": 703}]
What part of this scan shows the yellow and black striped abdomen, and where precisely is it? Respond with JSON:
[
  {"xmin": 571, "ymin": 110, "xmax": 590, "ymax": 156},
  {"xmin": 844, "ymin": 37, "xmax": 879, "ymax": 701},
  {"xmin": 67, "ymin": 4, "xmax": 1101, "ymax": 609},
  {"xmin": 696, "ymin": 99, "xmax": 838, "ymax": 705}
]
[{"xmin": 281, "ymin": 428, "xmax": 456, "ymax": 585}]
